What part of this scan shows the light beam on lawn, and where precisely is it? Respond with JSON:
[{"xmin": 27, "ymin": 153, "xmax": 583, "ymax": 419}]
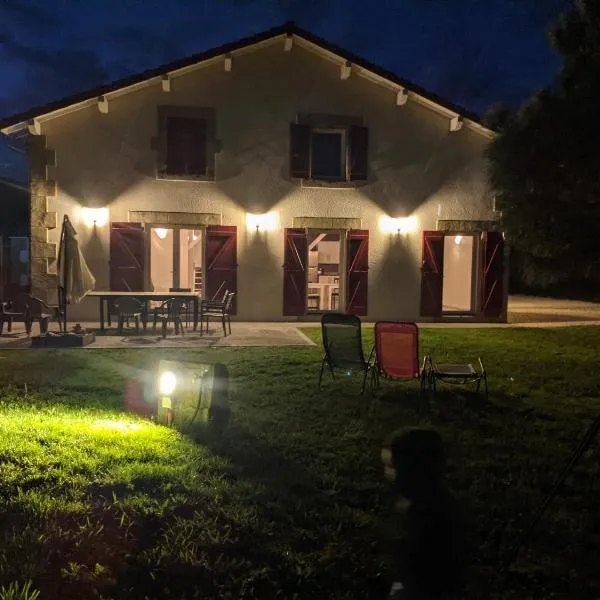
[{"xmin": 92, "ymin": 419, "xmax": 145, "ymax": 432}]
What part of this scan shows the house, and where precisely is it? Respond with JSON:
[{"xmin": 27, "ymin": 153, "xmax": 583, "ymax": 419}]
[
  {"xmin": 0, "ymin": 22, "xmax": 505, "ymax": 323},
  {"xmin": 0, "ymin": 177, "xmax": 30, "ymax": 299}
]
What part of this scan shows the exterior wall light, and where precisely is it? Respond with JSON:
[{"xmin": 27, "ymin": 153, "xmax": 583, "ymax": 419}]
[
  {"xmin": 82, "ymin": 207, "xmax": 109, "ymax": 227},
  {"xmin": 380, "ymin": 215, "xmax": 418, "ymax": 235},
  {"xmin": 246, "ymin": 212, "xmax": 277, "ymax": 232},
  {"xmin": 155, "ymin": 228, "xmax": 169, "ymax": 240},
  {"xmin": 454, "ymin": 235, "xmax": 463, "ymax": 246}
]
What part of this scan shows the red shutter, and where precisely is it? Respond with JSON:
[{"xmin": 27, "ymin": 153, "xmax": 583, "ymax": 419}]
[
  {"xmin": 482, "ymin": 231, "xmax": 505, "ymax": 318},
  {"xmin": 205, "ymin": 225, "xmax": 237, "ymax": 315},
  {"xmin": 346, "ymin": 230, "xmax": 369, "ymax": 316},
  {"xmin": 283, "ymin": 228, "xmax": 308, "ymax": 316},
  {"xmin": 347, "ymin": 125, "xmax": 369, "ymax": 181},
  {"xmin": 109, "ymin": 222, "xmax": 145, "ymax": 291},
  {"xmin": 290, "ymin": 123, "xmax": 310, "ymax": 179},
  {"xmin": 420, "ymin": 231, "xmax": 444, "ymax": 317}
]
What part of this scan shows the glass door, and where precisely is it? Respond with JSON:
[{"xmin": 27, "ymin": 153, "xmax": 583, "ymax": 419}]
[{"xmin": 149, "ymin": 227, "xmax": 203, "ymax": 293}]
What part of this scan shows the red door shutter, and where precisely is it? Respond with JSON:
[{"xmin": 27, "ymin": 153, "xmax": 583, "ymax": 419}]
[
  {"xmin": 283, "ymin": 228, "xmax": 308, "ymax": 316},
  {"xmin": 290, "ymin": 123, "xmax": 310, "ymax": 179},
  {"xmin": 347, "ymin": 125, "xmax": 369, "ymax": 181},
  {"xmin": 205, "ymin": 225, "xmax": 237, "ymax": 315},
  {"xmin": 346, "ymin": 230, "xmax": 369, "ymax": 316},
  {"xmin": 482, "ymin": 231, "xmax": 505, "ymax": 318},
  {"xmin": 420, "ymin": 231, "xmax": 444, "ymax": 317},
  {"xmin": 109, "ymin": 222, "xmax": 145, "ymax": 291}
]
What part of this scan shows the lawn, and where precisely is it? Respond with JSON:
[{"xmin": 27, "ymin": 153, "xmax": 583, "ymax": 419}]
[{"xmin": 1, "ymin": 327, "xmax": 600, "ymax": 599}]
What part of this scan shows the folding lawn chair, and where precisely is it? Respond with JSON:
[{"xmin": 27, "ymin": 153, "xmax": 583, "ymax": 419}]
[
  {"xmin": 318, "ymin": 313, "xmax": 371, "ymax": 394},
  {"xmin": 370, "ymin": 321, "xmax": 431, "ymax": 396}
]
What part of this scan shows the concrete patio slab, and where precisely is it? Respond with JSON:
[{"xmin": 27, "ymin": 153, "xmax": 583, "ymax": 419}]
[
  {"xmin": 0, "ymin": 323, "xmax": 316, "ymax": 349},
  {"xmin": 2, "ymin": 295, "xmax": 600, "ymax": 349}
]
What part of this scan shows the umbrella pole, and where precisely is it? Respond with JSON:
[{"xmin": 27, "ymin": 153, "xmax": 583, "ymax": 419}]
[{"xmin": 58, "ymin": 215, "xmax": 69, "ymax": 333}]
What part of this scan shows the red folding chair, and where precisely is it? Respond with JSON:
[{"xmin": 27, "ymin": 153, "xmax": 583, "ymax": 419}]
[{"xmin": 370, "ymin": 321, "xmax": 431, "ymax": 396}]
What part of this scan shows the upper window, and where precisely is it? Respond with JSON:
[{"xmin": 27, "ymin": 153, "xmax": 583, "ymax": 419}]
[
  {"xmin": 165, "ymin": 117, "xmax": 207, "ymax": 177},
  {"xmin": 290, "ymin": 121, "xmax": 368, "ymax": 183},
  {"xmin": 310, "ymin": 129, "xmax": 345, "ymax": 181},
  {"xmin": 157, "ymin": 106, "xmax": 216, "ymax": 180}
]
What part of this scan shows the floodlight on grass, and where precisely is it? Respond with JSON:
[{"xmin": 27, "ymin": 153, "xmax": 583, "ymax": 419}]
[
  {"xmin": 155, "ymin": 360, "xmax": 230, "ymax": 431},
  {"xmin": 159, "ymin": 371, "xmax": 177, "ymax": 396}
]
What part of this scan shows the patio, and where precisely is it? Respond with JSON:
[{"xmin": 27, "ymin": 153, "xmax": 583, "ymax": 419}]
[{"xmin": 0, "ymin": 322, "xmax": 316, "ymax": 349}]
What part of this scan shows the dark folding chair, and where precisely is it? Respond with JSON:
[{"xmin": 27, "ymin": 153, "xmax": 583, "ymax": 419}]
[
  {"xmin": 318, "ymin": 313, "xmax": 371, "ymax": 394},
  {"xmin": 153, "ymin": 298, "xmax": 187, "ymax": 338},
  {"xmin": 202, "ymin": 292, "xmax": 234, "ymax": 336},
  {"xmin": 370, "ymin": 321, "xmax": 430, "ymax": 396},
  {"xmin": 114, "ymin": 297, "xmax": 145, "ymax": 335}
]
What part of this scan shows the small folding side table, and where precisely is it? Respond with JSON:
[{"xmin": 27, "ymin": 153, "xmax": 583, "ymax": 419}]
[{"xmin": 427, "ymin": 357, "xmax": 488, "ymax": 399}]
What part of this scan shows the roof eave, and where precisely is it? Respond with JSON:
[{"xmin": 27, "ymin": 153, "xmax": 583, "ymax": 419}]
[{"xmin": 0, "ymin": 21, "xmax": 495, "ymax": 138}]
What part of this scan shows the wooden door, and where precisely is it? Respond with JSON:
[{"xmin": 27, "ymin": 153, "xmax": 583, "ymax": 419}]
[
  {"xmin": 283, "ymin": 228, "xmax": 308, "ymax": 316},
  {"xmin": 346, "ymin": 229, "xmax": 369, "ymax": 316},
  {"xmin": 109, "ymin": 222, "xmax": 145, "ymax": 291},
  {"xmin": 205, "ymin": 226, "xmax": 237, "ymax": 314}
]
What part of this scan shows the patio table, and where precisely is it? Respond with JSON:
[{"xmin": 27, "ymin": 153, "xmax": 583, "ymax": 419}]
[{"xmin": 87, "ymin": 291, "xmax": 201, "ymax": 333}]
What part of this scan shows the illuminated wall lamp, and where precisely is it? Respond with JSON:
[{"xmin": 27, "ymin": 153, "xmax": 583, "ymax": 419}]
[
  {"xmin": 380, "ymin": 215, "xmax": 418, "ymax": 236},
  {"xmin": 82, "ymin": 207, "xmax": 109, "ymax": 227},
  {"xmin": 246, "ymin": 212, "xmax": 277, "ymax": 233}
]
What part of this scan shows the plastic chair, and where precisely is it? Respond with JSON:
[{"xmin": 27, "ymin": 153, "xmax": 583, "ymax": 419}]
[
  {"xmin": 114, "ymin": 297, "xmax": 145, "ymax": 334},
  {"xmin": 152, "ymin": 298, "xmax": 187, "ymax": 338},
  {"xmin": 318, "ymin": 313, "xmax": 371, "ymax": 393}
]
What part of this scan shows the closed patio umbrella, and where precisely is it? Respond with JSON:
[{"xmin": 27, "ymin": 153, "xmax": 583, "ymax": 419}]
[{"xmin": 57, "ymin": 215, "xmax": 95, "ymax": 332}]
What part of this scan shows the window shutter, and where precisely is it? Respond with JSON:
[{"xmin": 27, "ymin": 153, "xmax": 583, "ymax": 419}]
[
  {"xmin": 205, "ymin": 225, "xmax": 237, "ymax": 314},
  {"xmin": 346, "ymin": 230, "xmax": 369, "ymax": 316},
  {"xmin": 283, "ymin": 228, "xmax": 308, "ymax": 316},
  {"xmin": 482, "ymin": 231, "xmax": 505, "ymax": 318},
  {"xmin": 289, "ymin": 123, "xmax": 311, "ymax": 179},
  {"xmin": 109, "ymin": 222, "xmax": 145, "ymax": 291},
  {"xmin": 420, "ymin": 231, "xmax": 444, "ymax": 317},
  {"xmin": 347, "ymin": 125, "xmax": 369, "ymax": 181}
]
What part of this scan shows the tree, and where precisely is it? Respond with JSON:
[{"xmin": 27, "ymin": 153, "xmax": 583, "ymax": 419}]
[{"xmin": 486, "ymin": 0, "xmax": 600, "ymax": 292}]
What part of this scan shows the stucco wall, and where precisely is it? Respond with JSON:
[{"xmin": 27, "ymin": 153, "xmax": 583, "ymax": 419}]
[{"xmin": 39, "ymin": 39, "xmax": 496, "ymax": 321}]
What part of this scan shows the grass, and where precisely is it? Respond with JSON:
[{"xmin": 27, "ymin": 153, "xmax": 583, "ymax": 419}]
[{"xmin": 0, "ymin": 327, "xmax": 600, "ymax": 598}]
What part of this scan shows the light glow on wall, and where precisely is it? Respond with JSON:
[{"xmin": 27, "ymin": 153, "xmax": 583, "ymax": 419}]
[
  {"xmin": 82, "ymin": 207, "xmax": 109, "ymax": 227},
  {"xmin": 154, "ymin": 228, "xmax": 169, "ymax": 240},
  {"xmin": 380, "ymin": 215, "xmax": 418, "ymax": 235},
  {"xmin": 246, "ymin": 212, "xmax": 278, "ymax": 232},
  {"xmin": 454, "ymin": 235, "xmax": 463, "ymax": 246}
]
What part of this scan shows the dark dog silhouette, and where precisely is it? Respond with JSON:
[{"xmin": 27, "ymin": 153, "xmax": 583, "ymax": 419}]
[{"xmin": 382, "ymin": 428, "xmax": 469, "ymax": 599}]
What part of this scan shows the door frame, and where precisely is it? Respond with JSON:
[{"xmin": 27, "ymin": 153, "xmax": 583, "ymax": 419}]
[
  {"xmin": 440, "ymin": 232, "xmax": 479, "ymax": 316},
  {"xmin": 144, "ymin": 224, "xmax": 206, "ymax": 295},
  {"xmin": 305, "ymin": 227, "xmax": 346, "ymax": 315}
]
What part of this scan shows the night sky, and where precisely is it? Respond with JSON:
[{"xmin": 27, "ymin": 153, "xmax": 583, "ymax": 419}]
[{"xmin": 0, "ymin": 0, "xmax": 571, "ymax": 181}]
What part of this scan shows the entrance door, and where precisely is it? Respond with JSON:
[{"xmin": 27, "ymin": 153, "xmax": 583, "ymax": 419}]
[
  {"xmin": 442, "ymin": 234, "xmax": 475, "ymax": 313},
  {"xmin": 149, "ymin": 227, "xmax": 203, "ymax": 292},
  {"xmin": 306, "ymin": 230, "xmax": 342, "ymax": 313},
  {"xmin": 420, "ymin": 230, "xmax": 505, "ymax": 319}
]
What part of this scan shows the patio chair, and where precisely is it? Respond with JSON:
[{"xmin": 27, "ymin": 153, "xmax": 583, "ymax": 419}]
[
  {"xmin": 0, "ymin": 296, "xmax": 31, "ymax": 336},
  {"xmin": 152, "ymin": 298, "xmax": 187, "ymax": 338},
  {"xmin": 201, "ymin": 292, "xmax": 234, "ymax": 336},
  {"xmin": 27, "ymin": 295, "xmax": 64, "ymax": 335},
  {"xmin": 370, "ymin": 321, "xmax": 431, "ymax": 396},
  {"xmin": 169, "ymin": 288, "xmax": 192, "ymax": 326},
  {"xmin": 318, "ymin": 313, "xmax": 371, "ymax": 394},
  {"xmin": 114, "ymin": 297, "xmax": 145, "ymax": 335}
]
